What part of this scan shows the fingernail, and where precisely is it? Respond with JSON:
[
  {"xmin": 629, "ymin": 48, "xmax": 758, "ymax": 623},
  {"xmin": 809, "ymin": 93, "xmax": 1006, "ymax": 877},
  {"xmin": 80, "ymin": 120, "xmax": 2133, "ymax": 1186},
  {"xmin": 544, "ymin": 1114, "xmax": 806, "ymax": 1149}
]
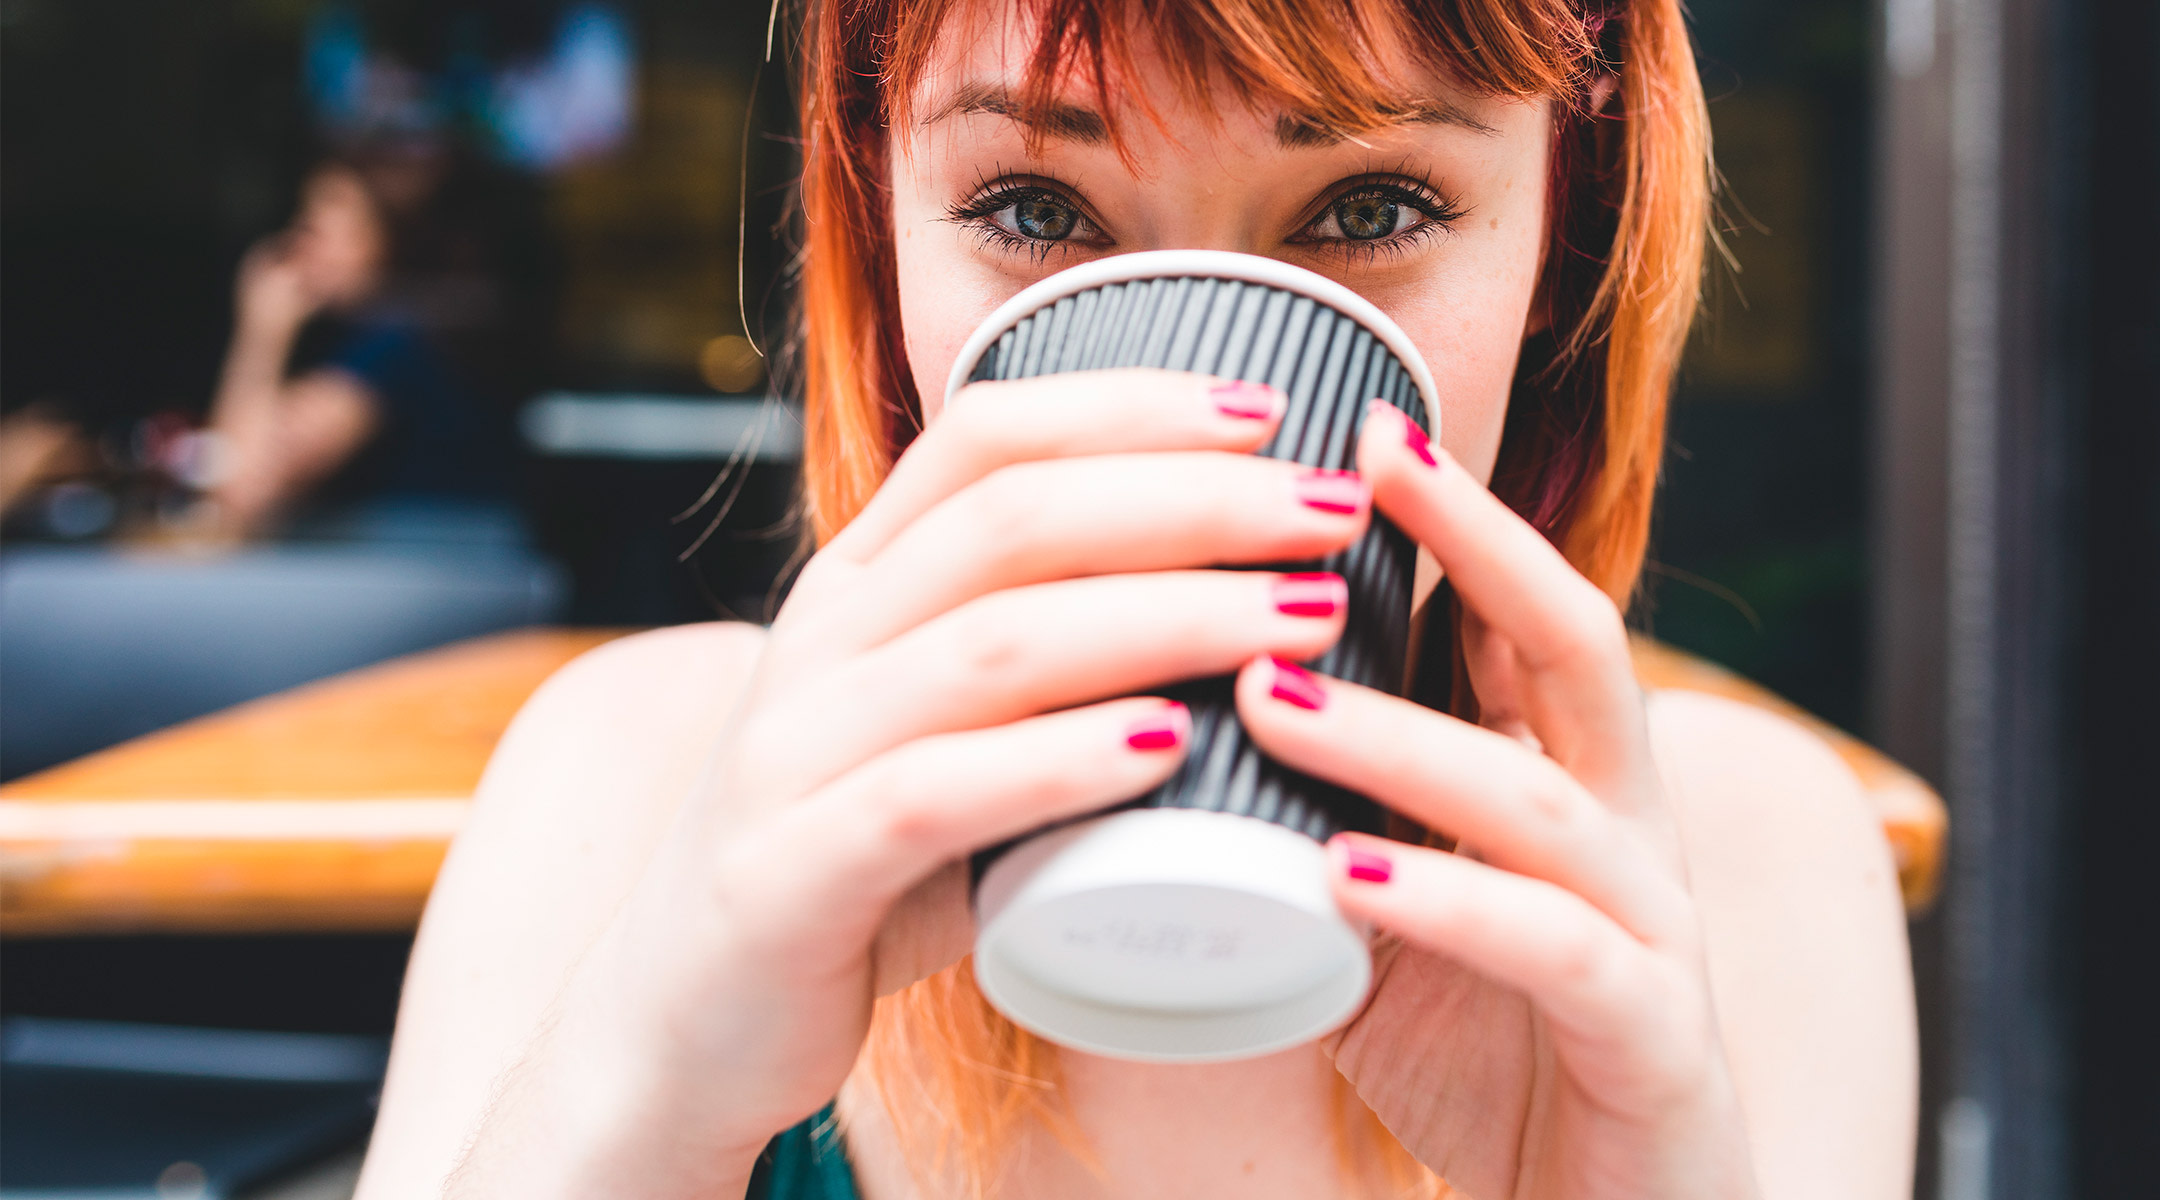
[
  {"xmin": 1294, "ymin": 469, "xmax": 1368, "ymax": 515},
  {"xmin": 1210, "ymin": 380, "xmax": 1282, "ymax": 420},
  {"xmin": 1402, "ymin": 415, "xmax": 1438, "ymax": 468},
  {"xmin": 1272, "ymin": 572, "xmax": 1346, "ymax": 618},
  {"xmin": 1343, "ymin": 845, "xmax": 1394, "ymax": 884},
  {"xmin": 1125, "ymin": 702, "xmax": 1189, "ymax": 751},
  {"xmin": 1267, "ymin": 656, "xmax": 1327, "ymax": 710}
]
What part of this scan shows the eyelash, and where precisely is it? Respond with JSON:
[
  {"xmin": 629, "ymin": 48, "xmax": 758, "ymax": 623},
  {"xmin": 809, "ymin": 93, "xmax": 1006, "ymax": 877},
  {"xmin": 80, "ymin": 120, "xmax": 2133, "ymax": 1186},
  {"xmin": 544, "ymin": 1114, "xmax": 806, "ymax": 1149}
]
[
  {"xmin": 943, "ymin": 173, "xmax": 1104, "ymax": 264},
  {"xmin": 941, "ymin": 168, "xmax": 1468, "ymax": 265},
  {"xmin": 1296, "ymin": 174, "xmax": 1468, "ymax": 264}
]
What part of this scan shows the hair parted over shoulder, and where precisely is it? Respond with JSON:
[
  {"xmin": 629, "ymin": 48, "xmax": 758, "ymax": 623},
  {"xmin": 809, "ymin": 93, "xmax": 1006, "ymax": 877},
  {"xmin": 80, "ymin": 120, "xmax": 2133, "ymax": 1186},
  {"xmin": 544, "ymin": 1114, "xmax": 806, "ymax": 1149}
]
[{"xmin": 787, "ymin": 0, "xmax": 1711, "ymax": 1192}]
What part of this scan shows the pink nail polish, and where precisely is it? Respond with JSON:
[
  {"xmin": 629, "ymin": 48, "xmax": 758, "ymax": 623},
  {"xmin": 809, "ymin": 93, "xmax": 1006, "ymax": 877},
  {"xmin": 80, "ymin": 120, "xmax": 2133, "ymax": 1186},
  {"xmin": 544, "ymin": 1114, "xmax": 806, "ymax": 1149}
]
[
  {"xmin": 1403, "ymin": 416, "xmax": 1438, "ymax": 467},
  {"xmin": 1125, "ymin": 702, "xmax": 1189, "ymax": 751},
  {"xmin": 1294, "ymin": 469, "xmax": 1367, "ymax": 515},
  {"xmin": 1272, "ymin": 572, "xmax": 1346, "ymax": 618},
  {"xmin": 1267, "ymin": 656, "xmax": 1327, "ymax": 710},
  {"xmin": 1210, "ymin": 380, "xmax": 1281, "ymax": 420},
  {"xmin": 1344, "ymin": 846, "xmax": 1394, "ymax": 883}
]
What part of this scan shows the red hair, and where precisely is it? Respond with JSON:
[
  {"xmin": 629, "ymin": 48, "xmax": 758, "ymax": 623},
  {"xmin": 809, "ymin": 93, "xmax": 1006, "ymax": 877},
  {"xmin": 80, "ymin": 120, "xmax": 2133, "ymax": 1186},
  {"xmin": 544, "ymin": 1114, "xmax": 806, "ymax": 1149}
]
[{"xmin": 788, "ymin": 0, "xmax": 1712, "ymax": 1192}]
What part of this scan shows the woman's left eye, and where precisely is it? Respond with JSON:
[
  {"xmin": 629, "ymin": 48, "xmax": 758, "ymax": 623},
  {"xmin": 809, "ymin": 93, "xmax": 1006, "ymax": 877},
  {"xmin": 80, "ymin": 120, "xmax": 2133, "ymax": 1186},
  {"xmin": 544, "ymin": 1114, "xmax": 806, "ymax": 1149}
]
[
  {"xmin": 1301, "ymin": 183, "xmax": 1462, "ymax": 252},
  {"xmin": 1332, "ymin": 192, "xmax": 1413, "ymax": 240}
]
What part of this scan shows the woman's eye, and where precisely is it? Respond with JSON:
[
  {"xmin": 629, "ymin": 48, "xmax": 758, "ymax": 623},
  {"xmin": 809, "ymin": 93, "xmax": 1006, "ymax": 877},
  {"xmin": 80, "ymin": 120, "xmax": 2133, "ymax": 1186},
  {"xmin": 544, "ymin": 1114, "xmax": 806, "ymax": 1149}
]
[
  {"xmin": 969, "ymin": 188, "xmax": 1092, "ymax": 243},
  {"xmin": 1335, "ymin": 193, "xmax": 1405, "ymax": 240},
  {"xmin": 1010, "ymin": 194, "xmax": 1079, "ymax": 240},
  {"xmin": 1296, "ymin": 181, "xmax": 1462, "ymax": 256},
  {"xmin": 947, "ymin": 184, "xmax": 1104, "ymax": 257},
  {"xmin": 1316, "ymin": 189, "xmax": 1426, "ymax": 242}
]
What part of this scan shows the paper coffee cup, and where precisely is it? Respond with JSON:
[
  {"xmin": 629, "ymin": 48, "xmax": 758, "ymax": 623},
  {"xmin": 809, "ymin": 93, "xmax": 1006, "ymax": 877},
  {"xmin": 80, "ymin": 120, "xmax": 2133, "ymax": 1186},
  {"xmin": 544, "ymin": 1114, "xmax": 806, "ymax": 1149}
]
[{"xmin": 946, "ymin": 250, "xmax": 1438, "ymax": 1062}]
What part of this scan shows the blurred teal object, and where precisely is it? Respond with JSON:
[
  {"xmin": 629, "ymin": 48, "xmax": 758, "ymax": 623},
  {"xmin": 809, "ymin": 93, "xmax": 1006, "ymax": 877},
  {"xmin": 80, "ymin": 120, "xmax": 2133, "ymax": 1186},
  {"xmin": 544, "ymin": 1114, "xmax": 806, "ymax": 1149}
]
[
  {"xmin": 0, "ymin": 1018, "xmax": 388, "ymax": 1200},
  {"xmin": 0, "ymin": 543, "xmax": 566, "ymax": 780}
]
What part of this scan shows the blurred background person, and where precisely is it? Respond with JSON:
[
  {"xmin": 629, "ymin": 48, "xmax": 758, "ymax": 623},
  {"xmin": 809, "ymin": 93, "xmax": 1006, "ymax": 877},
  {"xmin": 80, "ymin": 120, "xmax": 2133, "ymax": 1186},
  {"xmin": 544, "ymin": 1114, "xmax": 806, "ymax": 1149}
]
[{"xmin": 201, "ymin": 144, "xmax": 533, "ymax": 541}]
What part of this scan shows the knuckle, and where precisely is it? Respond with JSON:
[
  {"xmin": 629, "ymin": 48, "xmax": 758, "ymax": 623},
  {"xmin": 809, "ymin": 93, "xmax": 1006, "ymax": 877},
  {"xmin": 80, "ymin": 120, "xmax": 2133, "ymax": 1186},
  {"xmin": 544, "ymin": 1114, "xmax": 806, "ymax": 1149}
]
[
  {"xmin": 1547, "ymin": 589, "xmax": 1630, "ymax": 669},
  {"xmin": 935, "ymin": 389, "xmax": 1011, "ymax": 457},
  {"xmin": 945, "ymin": 377, "xmax": 1011, "ymax": 414},
  {"xmin": 1547, "ymin": 916, "xmax": 1623, "ymax": 998},
  {"xmin": 958, "ymin": 465, "xmax": 1055, "ymax": 549},
  {"xmin": 945, "ymin": 595, "xmax": 1037, "ymax": 685},
  {"xmin": 858, "ymin": 752, "xmax": 957, "ymax": 857},
  {"xmin": 1518, "ymin": 758, "xmax": 1598, "ymax": 830},
  {"xmin": 785, "ymin": 551, "xmax": 846, "ymax": 601}
]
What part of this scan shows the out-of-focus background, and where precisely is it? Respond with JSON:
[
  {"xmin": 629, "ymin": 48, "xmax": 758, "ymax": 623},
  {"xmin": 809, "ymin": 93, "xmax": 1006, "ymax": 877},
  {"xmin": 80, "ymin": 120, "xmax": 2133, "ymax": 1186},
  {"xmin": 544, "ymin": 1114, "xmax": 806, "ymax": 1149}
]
[{"xmin": 0, "ymin": 0, "xmax": 2151, "ymax": 1197}]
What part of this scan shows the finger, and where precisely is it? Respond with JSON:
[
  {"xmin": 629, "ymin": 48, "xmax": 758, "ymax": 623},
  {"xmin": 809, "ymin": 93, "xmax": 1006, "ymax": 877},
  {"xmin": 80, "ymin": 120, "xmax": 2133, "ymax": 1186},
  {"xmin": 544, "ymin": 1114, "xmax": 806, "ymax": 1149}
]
[
  {"xmin": 1325, "ymin": 833, "xmax": 1689, "ymax": 1065},
  {"xmin": 1358, "ymin": 401, "xmax": 1648, "ymax": 795},
  {"xmin": 1234, "ymin": 657, "xmax": 1687, "ymax": 942},
  {"xmin": 815, "ymin": 453, "xmax": 1368, "ymax": 658},
  {"xmin": 721, "ymin": 697, "xmax": 1191, "ymax": 959},
  {"xmin": 820, "ymin": 371, "xmax": 1284, "ymax": 565},
  {"xmin": 1459, "ymin": 609, "xmax": 1539, "ymax": 748},
  {"xmin": 742, "ymin": 569, "xmax": 1344, "ymax": 800}
]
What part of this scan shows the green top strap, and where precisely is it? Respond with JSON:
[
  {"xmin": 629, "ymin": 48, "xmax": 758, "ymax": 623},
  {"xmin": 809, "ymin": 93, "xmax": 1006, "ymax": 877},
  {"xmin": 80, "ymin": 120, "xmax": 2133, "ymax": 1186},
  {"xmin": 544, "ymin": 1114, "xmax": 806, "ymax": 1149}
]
[{"xmin": 744, "ymin": 1103, "xmax": 862, "ymax": 1200}]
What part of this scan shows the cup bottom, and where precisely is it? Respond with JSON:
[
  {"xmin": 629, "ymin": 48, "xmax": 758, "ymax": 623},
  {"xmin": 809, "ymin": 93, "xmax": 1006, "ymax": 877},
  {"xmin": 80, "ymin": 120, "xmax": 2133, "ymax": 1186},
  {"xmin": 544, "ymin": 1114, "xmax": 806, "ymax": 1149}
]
[{"xmin": 972, "ymin": 808, "xmax": 1373, "ymax": 1063}]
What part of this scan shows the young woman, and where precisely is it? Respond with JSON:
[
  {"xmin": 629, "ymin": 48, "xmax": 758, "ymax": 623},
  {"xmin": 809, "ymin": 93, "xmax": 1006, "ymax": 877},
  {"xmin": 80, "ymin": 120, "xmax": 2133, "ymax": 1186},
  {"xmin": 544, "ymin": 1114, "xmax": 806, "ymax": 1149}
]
[
  {"xmin": 355, "ymin": 0, "xmax": 1917, "ymax": 1196},
  {"xmin": 203, "ymin": 148, "xmax": 534, "ymax": 539}
]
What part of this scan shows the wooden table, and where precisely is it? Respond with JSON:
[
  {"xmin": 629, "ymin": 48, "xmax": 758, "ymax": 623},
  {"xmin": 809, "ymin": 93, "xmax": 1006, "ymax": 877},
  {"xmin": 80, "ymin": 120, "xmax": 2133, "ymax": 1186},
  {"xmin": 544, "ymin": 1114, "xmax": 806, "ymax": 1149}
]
[
  {"xmin": 0, "ymin": 628, "xmax": 1945, "ymax": 935},
  {"xmin": 0, "ymin": 629, "xmax": 629, "ymax": 934}
]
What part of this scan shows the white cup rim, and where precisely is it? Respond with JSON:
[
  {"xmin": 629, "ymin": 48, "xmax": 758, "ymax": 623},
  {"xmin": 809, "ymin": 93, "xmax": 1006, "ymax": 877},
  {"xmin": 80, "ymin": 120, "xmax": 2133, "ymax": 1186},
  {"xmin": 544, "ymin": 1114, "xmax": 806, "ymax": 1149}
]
[{"xmin": 941, "ymin": 248, "xmax": 1441, "ymax": 418}]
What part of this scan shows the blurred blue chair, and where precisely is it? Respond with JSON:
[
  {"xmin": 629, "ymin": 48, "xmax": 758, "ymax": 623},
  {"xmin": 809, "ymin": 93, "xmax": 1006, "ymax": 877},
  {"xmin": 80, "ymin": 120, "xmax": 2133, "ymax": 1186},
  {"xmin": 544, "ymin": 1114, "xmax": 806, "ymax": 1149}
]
[
  {"xmin": 0, "ymin": 1017, "xmax": 388, "ymax": 1200},
  {"xmin": 0, "ymin": 542, "xmax": 567, "ymax": 780}
]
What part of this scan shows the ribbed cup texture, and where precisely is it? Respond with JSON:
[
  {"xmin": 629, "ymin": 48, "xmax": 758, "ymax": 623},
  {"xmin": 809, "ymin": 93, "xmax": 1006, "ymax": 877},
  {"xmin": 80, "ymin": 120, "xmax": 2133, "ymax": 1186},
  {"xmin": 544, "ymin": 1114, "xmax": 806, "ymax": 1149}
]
[{"xmin": 965, "ymin": 275, "xmax": 1429, "ymax": 883}]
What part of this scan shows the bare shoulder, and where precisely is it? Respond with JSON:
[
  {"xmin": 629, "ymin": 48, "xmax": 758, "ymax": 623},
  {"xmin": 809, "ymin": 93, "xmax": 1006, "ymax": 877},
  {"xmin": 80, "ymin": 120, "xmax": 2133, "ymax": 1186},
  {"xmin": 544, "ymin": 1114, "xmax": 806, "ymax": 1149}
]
[
  {"xmin": 1643, "ymin": 688, "xmax": 1897, "ymax": 890},
  {"xmin": 358, "ymin": 622, "xmax": 768, "ymax": 1199},
  {"xmin": 479, "ymin": 623, "xmax": 766, "ymax": 789},
  {"xmin": 1643, "ymin": 689, "xmax": 1917, "ymax": 1199},
  {"xmin": 447, "ymin": 619, "xmax": 770, "ymax": 906},
  {"xmin": 506, "ymin": 622, "xmax": 768, "ymax": 746},
  {"xmin": 454, "ymin": 620, "xmax": 771, "ymax": 868}
]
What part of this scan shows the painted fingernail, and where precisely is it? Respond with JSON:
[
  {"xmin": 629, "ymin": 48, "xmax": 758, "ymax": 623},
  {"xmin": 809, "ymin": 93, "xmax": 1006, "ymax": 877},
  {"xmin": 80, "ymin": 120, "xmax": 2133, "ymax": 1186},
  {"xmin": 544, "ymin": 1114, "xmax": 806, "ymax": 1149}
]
[
  {"xmin": 1294, "ymin": 469, "xmax": 1368, "ymax": 515},
  {"xmin": 1402, "ymin": 414, "xmax": 1438, "ymax": 467},
  {"xmin": 1343, "ymin": 845, "xmax": 1394, "ymax": 883},
  {"xmin": 1272, "ymin": 572, "xmax": 1346, "ymax": 618},
  {"xmin": 1125, "ymin": 702, "xmax": 1190, "ymax": 751},
  {"xmin": 1267, "ymin": 656, "xmax": 1327, "ymax": 710},
  {"xmin": 1210, "ymin": 379, "xmax": 1282, "ymax": 420}
]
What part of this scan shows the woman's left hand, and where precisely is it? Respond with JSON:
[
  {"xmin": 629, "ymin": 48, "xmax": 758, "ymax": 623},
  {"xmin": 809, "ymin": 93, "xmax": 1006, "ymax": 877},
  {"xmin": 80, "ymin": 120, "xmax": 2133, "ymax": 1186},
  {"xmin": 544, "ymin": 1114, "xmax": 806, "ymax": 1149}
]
[{"xmin": 1234, "ymin": 401, "xmax": 1760, "ymax": 1200}]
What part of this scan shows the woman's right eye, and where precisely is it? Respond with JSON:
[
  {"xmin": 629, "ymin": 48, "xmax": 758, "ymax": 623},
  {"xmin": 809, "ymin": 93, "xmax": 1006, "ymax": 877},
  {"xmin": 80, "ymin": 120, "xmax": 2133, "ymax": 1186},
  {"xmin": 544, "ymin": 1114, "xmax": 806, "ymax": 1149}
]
[{"xmin": 948, "ymin": 184, "xmax": 1105, "ymax": 255}]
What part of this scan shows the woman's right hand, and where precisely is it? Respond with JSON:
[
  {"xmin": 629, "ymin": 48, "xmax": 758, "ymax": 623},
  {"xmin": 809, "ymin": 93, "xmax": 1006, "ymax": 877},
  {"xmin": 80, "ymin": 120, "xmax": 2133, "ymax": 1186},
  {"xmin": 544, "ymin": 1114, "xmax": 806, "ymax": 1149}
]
[{"xmin": 448, "ymin": 370, "xmax": 1372, "ymax": 1198}]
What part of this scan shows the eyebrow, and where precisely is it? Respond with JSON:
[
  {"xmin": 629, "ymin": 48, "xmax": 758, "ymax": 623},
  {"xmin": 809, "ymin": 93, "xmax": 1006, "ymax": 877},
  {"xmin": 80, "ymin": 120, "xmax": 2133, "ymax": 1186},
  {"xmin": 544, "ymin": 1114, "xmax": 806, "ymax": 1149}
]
[
  {"xmin": 925, "ymin": 81, "xmax": 1110, "ymax": 145},
  {"xmin": 1273, "ymin": 101, "xmax": 1500, "ymax": 147}
]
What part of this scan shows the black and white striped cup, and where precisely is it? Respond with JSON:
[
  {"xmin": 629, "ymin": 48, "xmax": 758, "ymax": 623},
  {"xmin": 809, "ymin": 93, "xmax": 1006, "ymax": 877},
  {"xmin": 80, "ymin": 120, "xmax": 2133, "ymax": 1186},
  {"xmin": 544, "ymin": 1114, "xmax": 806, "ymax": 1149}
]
[{"xmin": 948, "ymin": 250, "xmax": 1438, "ymax": 1062}]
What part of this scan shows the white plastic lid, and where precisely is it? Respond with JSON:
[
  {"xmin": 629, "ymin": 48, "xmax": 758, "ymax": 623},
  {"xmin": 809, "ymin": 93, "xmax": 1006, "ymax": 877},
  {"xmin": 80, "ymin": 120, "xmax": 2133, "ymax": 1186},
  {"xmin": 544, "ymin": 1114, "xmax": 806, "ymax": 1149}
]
[{"xmin": 972, "ymin": 808, "xmax": 1373, "ymax": 1063}]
